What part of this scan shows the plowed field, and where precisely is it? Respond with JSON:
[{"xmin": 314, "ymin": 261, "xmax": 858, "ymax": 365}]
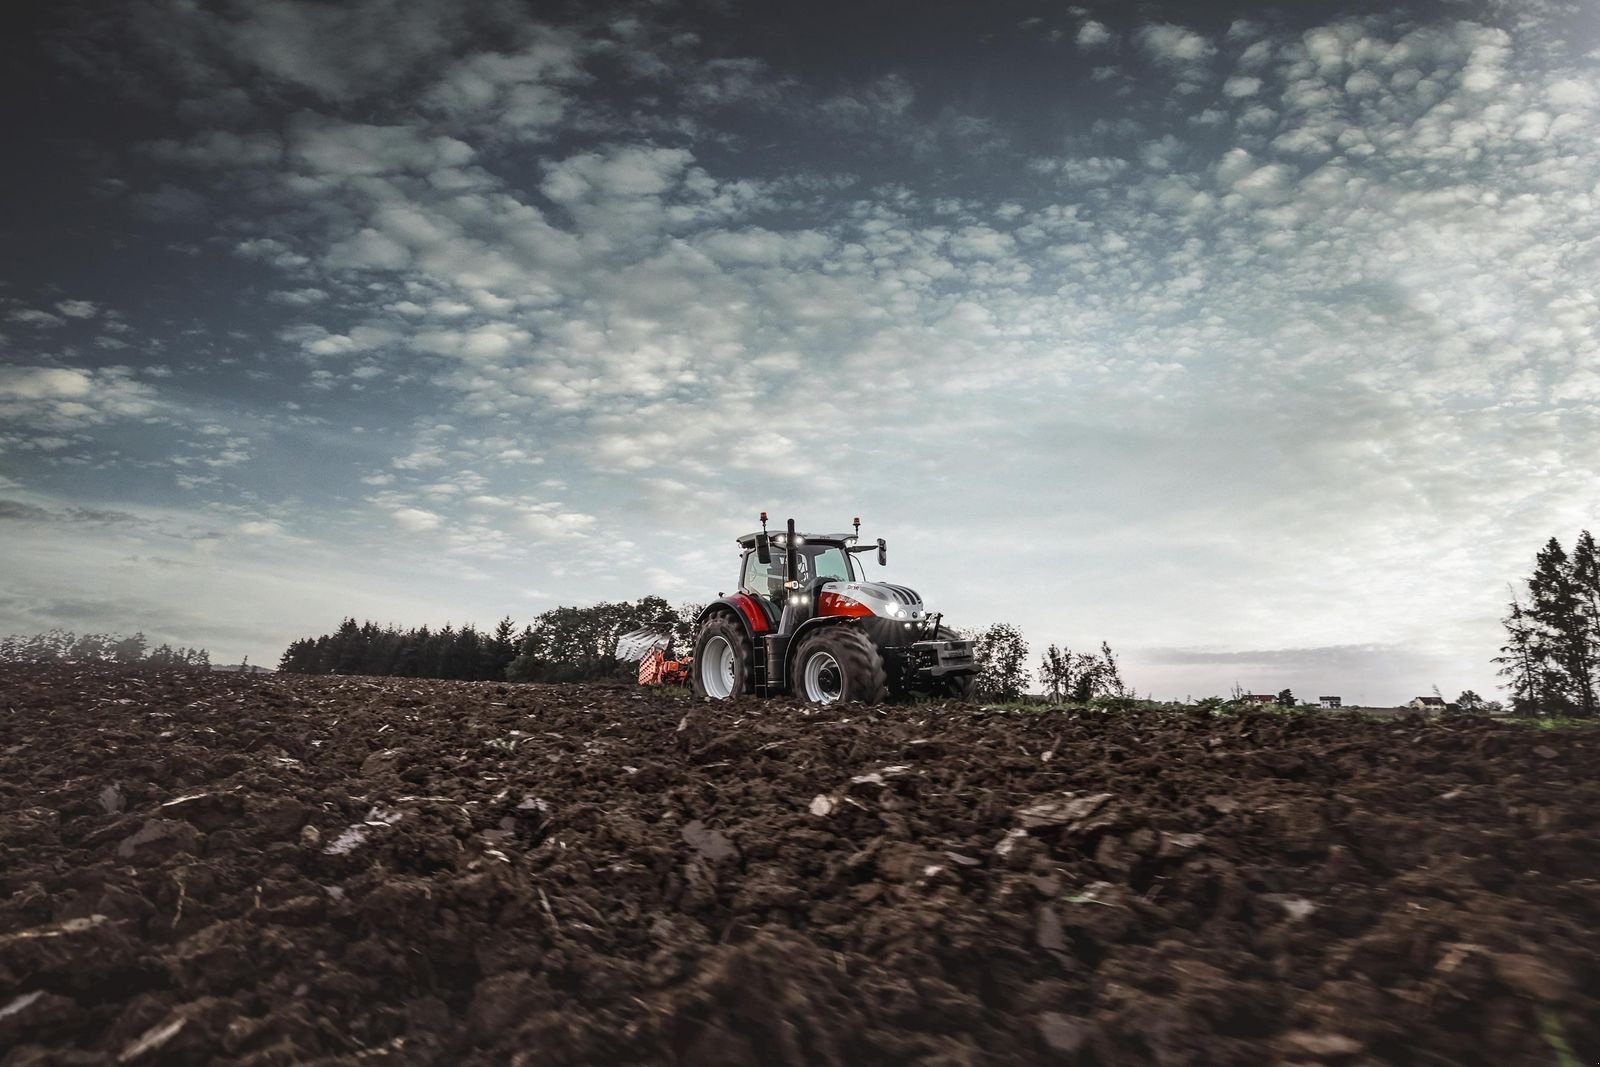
[{"xmin": 1, "ymin": 664, "xmax": 1596, "ymax": 1065}]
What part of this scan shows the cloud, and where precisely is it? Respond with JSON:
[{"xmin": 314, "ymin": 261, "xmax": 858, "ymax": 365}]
[
  {"xmin": 1137, "ymin": 24, "xmax": 1216, "ymax": 66},
  {"xmin": 0, "ymin": 498, "xmax": 148, "ymax": 529},
  {"xmin": 282, "ymin": 323, "xmax": 399, "ymax": 357},
  {"xmin": 218, "ymin": 0, "xmax": 473, "ymax": 101},
  {"xmin": 413, "ymin": 323, "xmax": 530, "ymax": 362},
  {"xmin": 0, "ymin": 366, "xmax": 165, "ymax": 432},
  {"xmin": 6, "ymin": 309, "xmax": 67, "ymax": 329},
  {"xmin": 1222, "ymin": 75, "xmax": 1262, "ymax": 98},
  {"xmin": 0, "ymin": 500, "xmax": 62, "ymax": 523},
  {"xmin": 696, "ymin": 227, "xmax": 831, "ymax": 266},
  {"xmin": 520, "ymin": 511, "xmax": 597, "ymax": 540},
  {"xmin": 235, "ymin": 238, "xmax": 310, "ymax": 269},
  {"xmin": 1077, "ymin": 21, "xmax": 1112, "ymax": 49},
  {"xmin": 391, "ymin": 507, "xmax": 444, "ymax": 531},
  {"xmin": 267, "ymin": 287, "xmax": 328, "ymax": 306},
  {"xmin": 421, "ymin": 33, "xmax": 586, "ymax": 137},
  {"xmin": 324, "ymin": 229, "xmax": 413, "ymax": 272},
  {"xmin": 683, "ymin": 57, "xmax": 791, "ymax": 108},
  {"xmin": 287, "ymin": 115, "xmax": 475, "ymax": 177},
  {"xmin": 541, "ymin": 146, "xmax": 694, "ymax": 204}
]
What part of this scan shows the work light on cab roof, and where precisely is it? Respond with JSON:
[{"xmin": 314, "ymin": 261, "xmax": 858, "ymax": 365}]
[{"xmin": 616, "ymin": 513, "xmax": 978, "ymax": 704}]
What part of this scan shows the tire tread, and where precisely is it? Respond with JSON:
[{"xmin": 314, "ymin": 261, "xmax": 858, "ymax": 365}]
[
  {"xmin": 691, "ymin": 612, "xmax": 754, "ymax": 699},
  {"xmin": 795, "ymin": 625, "xmax": 886, "ymax": 704}
]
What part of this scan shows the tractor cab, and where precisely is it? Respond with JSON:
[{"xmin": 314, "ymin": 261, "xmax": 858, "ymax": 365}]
[{"xmin": 736, "ymin": 532, "xmax": 860, "ymax": 616}]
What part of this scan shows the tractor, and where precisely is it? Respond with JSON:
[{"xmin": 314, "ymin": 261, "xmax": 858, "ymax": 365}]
[{"xmin": 618, "ymin": 515, "xmax": 978, "ymax": 704}]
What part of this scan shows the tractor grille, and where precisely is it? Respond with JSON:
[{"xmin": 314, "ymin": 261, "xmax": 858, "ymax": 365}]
[
  {"xmin": 877, "ymin": 583, "xmax": 922, "ymax": 606},
  {"xmin": 860, "ymin": 617, "xmax": 916, "ymax": 648}
]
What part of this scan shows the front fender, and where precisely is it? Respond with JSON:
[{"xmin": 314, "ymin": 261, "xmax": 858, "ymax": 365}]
[{"xmin": 784, "ymin": 616, "xmax": 861, "ymax": 678}]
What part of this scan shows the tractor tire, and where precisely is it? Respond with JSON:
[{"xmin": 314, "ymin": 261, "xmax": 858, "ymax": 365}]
[
  {"xmin": 942, "ymin": 672, "xmax": 979, "ymax": 702},
  {"xmin": 794, "ymin": 625, "xmax": 887, "ymax": 705},
  {"xmin": 691, "ymin": 613, "xmax": 752, "ymax": 701}
]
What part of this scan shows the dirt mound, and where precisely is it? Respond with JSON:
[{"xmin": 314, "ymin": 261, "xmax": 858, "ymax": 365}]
[{"xmin": 1, "ymin": 663, "xmax": 1595, "ymax": 1065}]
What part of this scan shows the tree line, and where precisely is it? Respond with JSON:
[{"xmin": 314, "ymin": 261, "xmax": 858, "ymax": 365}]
[
  {"xmin": 277, "ymin": 598, "xmax": 697, "ymax": 683},
  {"xmin": 0, "ymin": 629, "xmax": 211, "ymax": 670},
  {"xmin": 1496, "ymin": 531, "xmax": 1600, "ymax": 717},
  {"xmin": 967, "ymin": 622, "xmax": 1132, "ymax": 703}
]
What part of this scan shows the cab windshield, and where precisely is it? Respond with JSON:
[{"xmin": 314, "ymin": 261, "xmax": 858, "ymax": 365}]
[
  {"xmin": 741, "ymin": 541, "xmax": 858, "ymax": 598},
  {"xmin": 801, "ymin": 544, "xmax": 856, "ymax": 582}
]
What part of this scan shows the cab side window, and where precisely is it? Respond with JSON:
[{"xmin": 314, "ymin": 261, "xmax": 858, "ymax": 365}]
[{"xmin": 741, "ymin": 551, "xmax": 783, "ymax": 598}]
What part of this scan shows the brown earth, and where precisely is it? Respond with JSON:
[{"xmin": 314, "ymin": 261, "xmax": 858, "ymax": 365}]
[{"xmin": 0, "ymin": 663, "xmax": 1595, "ymax": 1066}]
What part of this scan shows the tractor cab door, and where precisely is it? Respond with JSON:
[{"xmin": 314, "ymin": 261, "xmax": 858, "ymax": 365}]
[
  {"xmin": 738, "ymin": 550, "xmax": 784, "ymax": 628},
  {"xmin": 777, "ymin": 550, "xmax": 828, "ymax": 635}
]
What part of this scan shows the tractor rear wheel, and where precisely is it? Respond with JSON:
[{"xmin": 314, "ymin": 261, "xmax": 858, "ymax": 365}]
[
  {"xmin": 794, "ymin": 625, "xmax": 887, "ymax": 705},
  {"xmin": 691, "ymin": 614, "xmax": 752, "ymax": 700}
]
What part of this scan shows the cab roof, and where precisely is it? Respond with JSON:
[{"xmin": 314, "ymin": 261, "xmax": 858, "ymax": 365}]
[{"xmin": 736, "ymin": 531, "xmax": 856, "ymax": 549}]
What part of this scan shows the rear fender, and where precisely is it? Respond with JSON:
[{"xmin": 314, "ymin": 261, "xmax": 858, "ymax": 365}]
[{"xmin": 697, "ymin": 594, "xmax": 772, "ymax": 641}]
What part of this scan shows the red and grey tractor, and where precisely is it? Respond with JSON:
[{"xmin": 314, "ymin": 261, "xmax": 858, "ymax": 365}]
[{"xmin": 619, "ymin": 515, "xmax": 978, "ymax": 704}]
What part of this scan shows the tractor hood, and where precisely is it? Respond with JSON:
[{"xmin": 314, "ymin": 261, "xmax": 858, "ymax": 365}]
[{"xmin": 820, "ymin": 580, "xmax": 928, "ymax": 621}]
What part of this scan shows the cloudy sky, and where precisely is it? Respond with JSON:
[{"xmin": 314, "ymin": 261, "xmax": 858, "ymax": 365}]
[{"xmin": 2, "ymin": 0, "xmax": 1598, "ymax": 700}]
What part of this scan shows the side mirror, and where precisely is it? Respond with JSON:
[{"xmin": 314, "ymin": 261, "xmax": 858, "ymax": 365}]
[
  {"xmin": 877, "ymin": 538, "xmax": 887, "ymax": 567},
  {"xmin": 756, "ymin": 533, "xmax": 771, "ymax": 565}
]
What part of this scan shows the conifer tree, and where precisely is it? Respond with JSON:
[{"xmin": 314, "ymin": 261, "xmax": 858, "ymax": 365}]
[
  {"xmin": 1494, "ymin": 593, "xmax": 1545, "ymax": 715},
  {"xmin": 489, "ymin": 616, "xmax": 518, "ymax": 678},
  {"xmin": 1527, "ymin": 537, "xmax": 1597, "ymax": 716},
  {"xmin": 1573, "ymin": 529, "xmax": 1600, "ymax": 668}
]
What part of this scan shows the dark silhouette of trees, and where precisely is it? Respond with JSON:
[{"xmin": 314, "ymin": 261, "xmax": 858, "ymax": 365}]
[
  {"xmin": 1035, "ymin": 640, "xmax": 1130, "ymax": 704},
  {"xmin": 1529, "ymin": 537, "xmax": 1597, "ymax": 715},
  {"xmin": 1495, "ymin": 593, "xmax": 1552, "ymax": 714},
  {"xmin": 0, "ymin": 629, "xmax": 209, "ymax": 670},
  {"xmin": 488, "ymin": 616, "xmax": 518, "ymax": 679},
  {"xmin": 278, "ymin": 618, "xmax": 510, "ymax": 680},
  {"xmin": 279, "ymin": 598, "xmax": 690, "ymax": 684},
  {"xmin": 1038, "ymin": 644, "xmax": 1071, "ymax": 703},
  {"xmin": 1497, "ymin": 532, "xmax": 1600, "ymax": 717},
  {"xmin": 972, "ymin": 623, "xmax": 1030, "ymax": 701}
]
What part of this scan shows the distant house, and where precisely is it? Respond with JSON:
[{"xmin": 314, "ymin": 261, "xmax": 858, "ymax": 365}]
[
  {"xmin": 1409, "ymin": 696, "xmax": 1446, "ymax": 711},
  {"xmin": 1242, "ymin": 693, "xmax": 1278, "ymax": 707},
  {"xmin": 1318, "ymin": 696, "xmax": 1342, "ymax": 709}
]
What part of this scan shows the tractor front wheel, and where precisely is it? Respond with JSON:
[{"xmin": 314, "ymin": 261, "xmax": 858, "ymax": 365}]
[
  {"xmin": 942, "ymin": 673, "xmax": 978, "ymax": 701},
  {"xmin": 935, "ymin": 625, "xmax": 978, "ymax": 702},
  {"xmin": 794, "ymin": 626, "xmax": 887, "ymax": 705},
  {"xmin": 691, "ymin": 614, "xmax": 752, "ymax": 700}
]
